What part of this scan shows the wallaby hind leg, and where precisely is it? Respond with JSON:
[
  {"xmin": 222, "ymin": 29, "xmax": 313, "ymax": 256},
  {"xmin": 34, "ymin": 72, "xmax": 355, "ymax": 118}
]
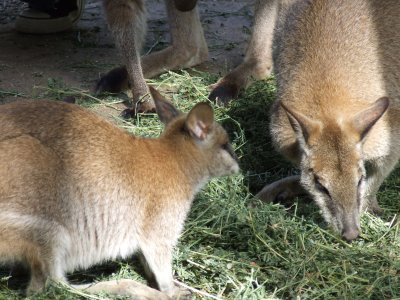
[
  {"xmin": 209, "ymin": 0, "xmax": 278, "ymax": 105},
  {"xmin": 141, "ymin": 0, "xmax": 208, "ymax": 78},
  {"xmin": 98, "ymin": 0, "xmax": 154, "ymax": 114},
  {"xmin": 97, "ymin": 0, "xmax": 207, "ymax": 116},
  {"xmin": 75, "ymin": 279, "xmax": 170, "ymax": 300},
  {"xmin": 26, "ymin": 251, "xmax": 52, "ymax": 295},
  {"xmin": 256, "ymin": 175, "xmax": 306, "ymax": 204},
  {"xmin": 364, "ymin": 155, "xmax": 399, "ymax": 214},
  {"xmin": 0, "ymin": 223, "xmax": 66, "ymax": 295},
  {"xmin": 73, "ymin": 251, "xmax": 170, "ymax": 299}
]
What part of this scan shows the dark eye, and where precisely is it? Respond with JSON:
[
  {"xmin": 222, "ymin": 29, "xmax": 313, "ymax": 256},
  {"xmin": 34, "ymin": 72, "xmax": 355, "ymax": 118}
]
[
  {"xmin": 357, "ymin": 175, "xmax": 365, "ymax": 189},
  {"xmin": 221, "ymin": 143, "xmax": 238, "ymax": 161},
  {"xmin": 356, "ymin": 175, "xmax": 365, "ymax": 207},
  {"xmin": 315, "ymin": 177, "xmax": 331, "ymax": 197}
]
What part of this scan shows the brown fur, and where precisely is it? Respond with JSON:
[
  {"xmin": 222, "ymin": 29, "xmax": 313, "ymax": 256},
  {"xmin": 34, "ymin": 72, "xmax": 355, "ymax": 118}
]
[
  {"xmin": 0, "ymin": 93, "xmax": 238, "ymax": 298},
  {"xmin": 209, "ymin": 0, "xmax": 291, "ymax": 104},
  {"xmin": 97, "ymin": 0, "xmax": 208, "ymax": 114},
  {"xmin": 258, "ymin": 0, "xmax": 400, "ymax": 241}
]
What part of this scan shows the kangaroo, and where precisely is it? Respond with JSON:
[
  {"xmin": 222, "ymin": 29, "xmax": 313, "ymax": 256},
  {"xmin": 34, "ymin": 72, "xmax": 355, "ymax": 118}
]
[
  {"xmin": 0, "ymin": 89, "xmax": 239, "ymax": 298},
  {"xmin": 257, "ymin": 0, "xmax": 400, "ymax": 241},
  {"xmin": 96, "ymin": 0, "xmax": 208, "ymax": 116}
]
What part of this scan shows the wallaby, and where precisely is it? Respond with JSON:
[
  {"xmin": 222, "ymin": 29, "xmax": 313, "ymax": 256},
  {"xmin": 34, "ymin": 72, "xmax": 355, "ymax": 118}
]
[
  {"xmin": 257, "ymin": 0, "xmax": 400, "ymax": 241},
  {"xmin": 96, "ymin": 0, "xmax": 208, "ymax": 116},
  {"xmin": 0, "ymin": 89, "xmax": 239, "ymax": 299},
  {"xmin": 209, "ymin": 0, "xmax": 280, "ymax": 105}
]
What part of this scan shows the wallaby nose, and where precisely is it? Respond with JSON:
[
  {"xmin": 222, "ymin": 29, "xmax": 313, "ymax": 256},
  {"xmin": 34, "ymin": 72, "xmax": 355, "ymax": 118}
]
[{"xmin": 342, "ymin": 227, "xmax": 360, "ymax": 242}]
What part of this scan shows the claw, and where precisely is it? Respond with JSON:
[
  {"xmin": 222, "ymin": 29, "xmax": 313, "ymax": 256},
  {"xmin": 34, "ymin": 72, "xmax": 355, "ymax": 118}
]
[{"xmin": 208, "ymin": 82, "xmax": 239, "ymax": 106}]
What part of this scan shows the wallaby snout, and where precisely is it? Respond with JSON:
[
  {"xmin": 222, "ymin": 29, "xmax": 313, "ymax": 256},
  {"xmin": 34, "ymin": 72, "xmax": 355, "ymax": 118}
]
[
  {"xmin": 337, "ymin": 209, "xmax": 361, "ymax": 242},
  {"xmin": 342, "ymin": 225, "xmax": 360, "ymax": 242}
]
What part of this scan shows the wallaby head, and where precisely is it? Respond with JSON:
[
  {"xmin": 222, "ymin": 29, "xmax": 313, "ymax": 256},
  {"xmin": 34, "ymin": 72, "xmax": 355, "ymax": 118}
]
[
  {"xmin": 263, "ymin": 0, "xmax": 400, "ymax": 242},
  {"xmin": 150, "ymin": 86, "xmax": 239, "ymax": 179},
  {"xmin": 282, "ymin": 97, "xmax": 389, "ymax": 241}
]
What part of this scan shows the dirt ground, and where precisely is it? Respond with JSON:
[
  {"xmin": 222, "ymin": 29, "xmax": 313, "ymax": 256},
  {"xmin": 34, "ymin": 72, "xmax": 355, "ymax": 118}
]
[{"xmin": 0, "ymin": 0, "xmax": 254, "ymax": 106}]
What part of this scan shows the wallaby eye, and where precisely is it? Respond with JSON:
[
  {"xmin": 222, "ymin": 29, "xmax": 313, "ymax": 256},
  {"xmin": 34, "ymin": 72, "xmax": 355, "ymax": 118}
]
[
  {"xmin": 221, "ymin": 143, "xmax": 238, "ymax": 161},
  {"xmin": 315, "ymin": 177, "xmax": 331, "ymax": 197},
  {"xmin": 357, "ymin": 175, "xmax": 365, "ymax": 208},
  {"xmin": 357, "ymin": 175, "xmax": 365, "ymax": 189},
  {"xmin": 221, "ymin": 143, "xmax": 229, "ymax": 150}
]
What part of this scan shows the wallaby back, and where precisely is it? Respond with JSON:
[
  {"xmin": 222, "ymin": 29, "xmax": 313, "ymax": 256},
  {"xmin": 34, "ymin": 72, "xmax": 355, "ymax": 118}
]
[
  {"xmin": 268, "ymin": 0, "xmax": 400, "ymax": 241},
  {"xmin": 0, "ymin": 96, "xmax": 238, "ymax": 298}
]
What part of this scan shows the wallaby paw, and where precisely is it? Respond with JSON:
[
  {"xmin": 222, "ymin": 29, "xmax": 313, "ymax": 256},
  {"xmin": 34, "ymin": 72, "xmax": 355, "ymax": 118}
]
[
  {"xmin": 255, "ymin": 176, "xmax": 304, "ymax": 205},
  {"xmin": 120, "ymin": 95, "xmax": 156, "ymax": 119},
  {"xmin": 77, "ymin": 279, "xmax": 170, "ymax": 300},
  {"xmin": 118, "ymin": 281, "xmax": 170, "ymax": 300},
  {"xmin": 95, "ymin": 66, "xmax": 129, "ymax": 95},
  {"xmin": 367, "ymin": 198, "xmax": 384, "ymax": 216},
  {"xmin": 62, "ymin": 96, "xmax": 76, "ymax": 104},
  {"xmin": 120, "ymin": 108, "xmax": 136, "ymax": 119},
  {"xmin": 208, "ymin": 81, "xmax": 239, "ymax": 106},
  {"xmin": 136, "ymin": 100, "xmax": 156, "ymax": 114},
  {"xmin": 256, "ymin": 185, "xmax": 291, "ymax": 204},
  {"xmin": 172, "ymin": 286, "xmax": 192, "ymax": 300},
  {"xmin": 174, "ymin": 0, "xmax": 197, "ymax": 11}
]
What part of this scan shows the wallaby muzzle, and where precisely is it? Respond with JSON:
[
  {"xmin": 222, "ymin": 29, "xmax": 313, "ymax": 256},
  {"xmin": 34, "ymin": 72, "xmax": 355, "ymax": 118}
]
[{"xmin": 341, "ymin": 213, "xmax": 360, "ymax": 242}]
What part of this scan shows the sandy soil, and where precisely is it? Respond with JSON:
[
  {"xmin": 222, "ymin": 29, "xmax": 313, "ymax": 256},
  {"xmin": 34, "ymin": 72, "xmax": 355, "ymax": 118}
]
[{"xmin": 0, "ymin": 0, "xmax": 254, "ymax": 106}]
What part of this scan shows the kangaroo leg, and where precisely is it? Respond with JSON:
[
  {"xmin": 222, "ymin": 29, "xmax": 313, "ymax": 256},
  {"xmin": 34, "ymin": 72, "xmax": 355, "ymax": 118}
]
[
  {"xmin": 0, "ymin": 221, "xmax": 67, "ymax": 295},
  {"xmin": 97, "ymin": 0, "xmax": 207, "ymax": 116},
  {"xmin": 363, "ymin": 155, "xmax": 399, "ymax": 215},
  {"xmin": 140, "ymin": 0, "xmax": 208, "ymax": 78},
  {"xmin": 76, "ymin": 243, "xmax": 187, "ymax": 300},
  {"xmin": 98, "ymin": 0, "xmax": 155, "ymax": 114},
  {"xmin": 209, "ymin": 0, "xmax": 278, "ymax": 105},
  {"xmin": 174, "ymin": 0, "xmax": 198, "ymax": 12},
  {"xmin": 74, "ymin": 279, "xmax": 170, "ymax": 300},
  {"xmin": 256, "ymin": 175, "xmax": 306, "ymax": 203}
]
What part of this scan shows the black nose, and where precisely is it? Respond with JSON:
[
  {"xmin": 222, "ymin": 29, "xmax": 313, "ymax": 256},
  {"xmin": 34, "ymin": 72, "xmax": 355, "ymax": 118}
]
[{"xmin": 342, "ymin": 227, "xmax": 360, "ymax": 242}]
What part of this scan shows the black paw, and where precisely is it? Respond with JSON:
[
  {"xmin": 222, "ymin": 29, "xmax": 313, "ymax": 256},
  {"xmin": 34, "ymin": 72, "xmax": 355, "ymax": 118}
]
[
  {"xmin": 174, "ymin": 0, "xmax": 197, "ymax": 11},
  {"xmin": 120, "ymin": 108, "xmax": 135, "ymax": 119},
  {"xmin": 209, "ymin": 82, "xmax": 239, "ymax": 106},
  {"xmin": 95, "ymin": 66, "xmax": 129, "ymax": 95},
  {"xmin": 62, "ymin": 96, "xmax": 76, "ymax": 104}
]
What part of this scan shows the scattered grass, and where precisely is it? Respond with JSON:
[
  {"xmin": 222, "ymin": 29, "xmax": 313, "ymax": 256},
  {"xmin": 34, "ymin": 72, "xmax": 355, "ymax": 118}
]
[
  {"xmin": 0, "ymin": 70, "xmax": 399, "ymax": 300},
  {"xmin": 0, "ymin": 89, "xmax": 27, "ymax": 100}
]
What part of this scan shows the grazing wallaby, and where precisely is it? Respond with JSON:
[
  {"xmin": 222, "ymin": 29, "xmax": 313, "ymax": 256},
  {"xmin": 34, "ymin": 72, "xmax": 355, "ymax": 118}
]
[
  {"xmin": 96, "ymin": 0, "xmax": 208, "ymax": 116},
  {"xmin": 257, "ymin": 0, "xmax": 400, "ymax": 241},
  {"xmin": 0, "ymin": 89, "xmax": 239, "ymax": 298}
]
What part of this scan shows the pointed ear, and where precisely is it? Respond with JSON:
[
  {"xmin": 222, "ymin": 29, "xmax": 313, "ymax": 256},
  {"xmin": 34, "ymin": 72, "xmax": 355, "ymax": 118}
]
[
  {"xmin": 351, "ymin": 97, "xmax": 389, "ymax": 141},
  {"xmin": 281, "ymin": 102, "xmax": 321, "ymax": 144},
  {"xmin": 149, "ymin": 86, "xmax": 180, "ymax": 124},
  {"xmin": 185, "ymin": 102, "xmax": 214, "ymax": 141}
]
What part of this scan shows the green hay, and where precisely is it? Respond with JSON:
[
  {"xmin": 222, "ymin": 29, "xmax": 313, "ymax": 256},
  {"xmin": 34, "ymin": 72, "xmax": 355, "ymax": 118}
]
[{"xmin": 0, "ymin": 70, "xmax": 399, "ymax": 300}]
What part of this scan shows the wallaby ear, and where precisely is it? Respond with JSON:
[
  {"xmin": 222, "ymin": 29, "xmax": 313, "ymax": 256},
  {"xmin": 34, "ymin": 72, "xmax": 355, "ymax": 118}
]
[
  {"xmin": 281, "ymin": 102, "xmax": 321, "ymax": 144},
  {"xmin": 351, "ymin": 97, "xmax": 389, "ymax": 141},
  {"xmin": 149, "ymin": 86, "xmax": 180, "ymax": 124},
  {"xmin": 185, "ymin": 102, "xmax": 214, "ymax": 141}
]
